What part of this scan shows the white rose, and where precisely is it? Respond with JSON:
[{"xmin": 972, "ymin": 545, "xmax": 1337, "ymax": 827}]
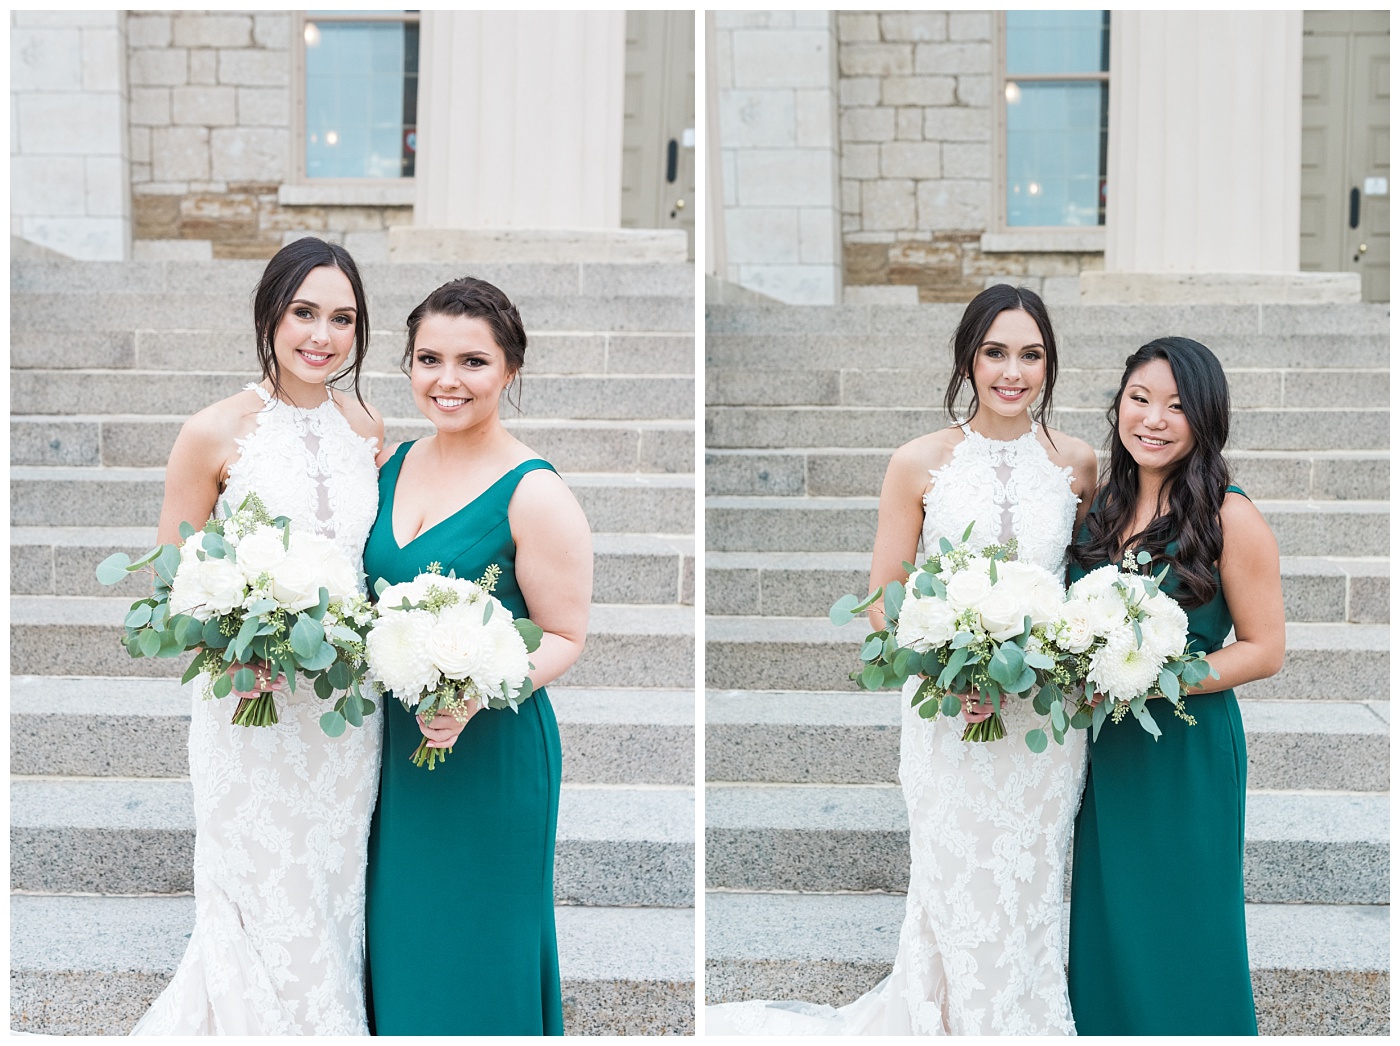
[
  {"xmin": 288, "ymin": 531, "xmax": 359, "ymax": 603},
  {"xmin": 366, "ymin": 608, "xmax": 441, "ymax": 700},
  {"xmin": 477, "ymin": 615, "xmax": 532, "ymax": 703},
  {"xmin": 169, "ymin": 539, "xmax": 247, "ymax": 621},
  {"xmin": 234, "ymin": 528, "xmax": 287, "ymax": 582},
  {"xmin": 895, "ymin": 592, "xmax": 960, "ymax": 651},
  {"xmin": 1055, "ymin": 598, "xmax": 1098, "ymax": 654},
  {"xmin": 976, "ymin": 584, "xmax": 1029, "ymax": 642},
  {"xmin": 944, "ymin": 567, "xmax": 992, "ymax": 611},
  {"xmin": 426, "ymin": 603, "xmax": 489, "ymax": 681},
  {"xmin": 269, "ymin": 545, "xmax": 326, "ymax": 611},
  {"xmin": 195, "ymin": 555, "xmax": 247, "ymax": 617}
]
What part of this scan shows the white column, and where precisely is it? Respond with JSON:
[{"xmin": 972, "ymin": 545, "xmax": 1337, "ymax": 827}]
[
  {"xmin": 414, "ymin": 10, "xmax": 625, "ymax": 229},
  {"xmin": 1104, "ymin": 11, "xmax": 1302, "ymax": 274},
  {"xmin": 715, "ymin": 11, "xmax": 843, "ymax": 304},
  {"xmin": 11, "ymin": 11, "xmax": 131, "ymax": 260}
]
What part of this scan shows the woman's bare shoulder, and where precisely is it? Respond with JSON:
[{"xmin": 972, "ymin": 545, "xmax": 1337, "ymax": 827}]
[
  {"xmin": 179, "ymin": 388, "xmax": 264, "ymax": 444},
  {"xmin": 890, "ymin": 426, "xmax": 962, "ymax": 474},
  {"xmin": 329, "ymin": 388, "xmax": 383, "ymax": 443},
  {"xmin": 1041, "ymin": 426, "xmax": 1097, "ymax": 473}
]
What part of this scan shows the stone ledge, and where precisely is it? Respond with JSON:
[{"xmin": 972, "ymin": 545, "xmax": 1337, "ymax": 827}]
[
  {"xmin": 980, "ymin": 228, "xmax": 1106, "ymax": 253},
  {"xmin": 278, "ymin": 182, "xmax": 416, "ymax": 207},
  {"xmin": 1080, "ymin": 271, "xmax": 1363, "ymax": 304},
  {"xmin": 389, "ymin": 226, "xmax": 689, "ymax": 264}
]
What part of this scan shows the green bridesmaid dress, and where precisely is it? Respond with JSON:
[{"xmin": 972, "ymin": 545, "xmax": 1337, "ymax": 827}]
[
  {"xmin": 363, "ymin": 442, "xmax": 564, "ymax": 1035},
  {"xmin": 1067, "ymin": 486, "xmax": 1257, "ymax": 1035}
]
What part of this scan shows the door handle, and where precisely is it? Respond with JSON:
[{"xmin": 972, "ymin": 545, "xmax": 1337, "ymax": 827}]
[
  {"xmin": 1349, "ymin": 187, "xmax": 1360, "ymax": 229},
  {"xmin": 666, "ymin": 139, "xmax": 678, "ymax": 183}
]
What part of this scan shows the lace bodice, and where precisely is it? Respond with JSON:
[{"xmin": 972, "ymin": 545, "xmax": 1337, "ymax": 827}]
[
  {"xmin": 923, "ymin": 422, "xmax": 1078, "ymax": 577},
  {"xmin": 223, "ymin": 383, "xmax": 379, "ymax": 575}
]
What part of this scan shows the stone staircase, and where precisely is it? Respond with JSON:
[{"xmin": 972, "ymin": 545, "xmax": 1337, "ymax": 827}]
[
  {"xmin": 704, "ymin": 300, "xmax": 1390, "ymax": 1035},
  {"xmin": 9, "ymin": 257, "xmax": 696, "ymax": 1035}
]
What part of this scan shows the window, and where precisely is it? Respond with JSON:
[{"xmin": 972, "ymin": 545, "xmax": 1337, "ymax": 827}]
[
  {"xmin": 297, "ymin": 11, "xmax": 419, "ymax": 181},
  {"xmin": 997, "ymin": 11, "xmax": 1109, "ymax": 229}
]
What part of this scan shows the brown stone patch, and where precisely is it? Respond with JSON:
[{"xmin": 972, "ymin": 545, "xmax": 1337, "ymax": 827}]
[
  {"xmin": 212, "ymin": 239, "xmax": 280, "ymax": 260},
  {"xmin": 132, "ymin": 195, "xmax": 182, "ymax": 240},
  {"xmin": 842, "ymin": 241, "xmax": 890, "ymax": 286}
]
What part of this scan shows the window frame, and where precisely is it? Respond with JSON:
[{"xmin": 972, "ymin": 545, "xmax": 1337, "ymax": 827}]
[
  {"xmin": 290, "ymin": 9, "xmax": 421, "ymax": 190},
  {"xmin": 988, "ymin": 10, "xmax": 1109, "ymax": 250}
]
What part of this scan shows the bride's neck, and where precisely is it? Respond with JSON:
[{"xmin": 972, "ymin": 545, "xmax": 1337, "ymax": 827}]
[{"xmin": 966, "ymin": 405, "xmax": 1032, "ymax": 441}]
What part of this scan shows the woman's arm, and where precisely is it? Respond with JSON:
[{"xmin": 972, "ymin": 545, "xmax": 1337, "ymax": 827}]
[
  {"xmin": 1069, "ymin": 439, "xmax": 1100, "ymax": 529},
  {"xmin": 1188, "ymin": 492, "xmax": 1286, "ymax": 695},
  {"xmin": 508, "ymin": 469, "xmax": 594, "ymax": 688},
  {"xmin": 867, "ymin": 440, "xmax": 937, "ymax": 630},
  {"xmin": 155, "ymin": 408, "xmax": 230, "ymax": 545}
]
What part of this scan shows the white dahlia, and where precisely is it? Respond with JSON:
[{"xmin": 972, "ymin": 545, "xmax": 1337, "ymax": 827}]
[
  {"xmin": 1088, "ymin": 625, "xmax": 1166, "ymax": 704},
  {"xmin": 366, "ymin": 608, "xmax": 441, "ymax": 699}
]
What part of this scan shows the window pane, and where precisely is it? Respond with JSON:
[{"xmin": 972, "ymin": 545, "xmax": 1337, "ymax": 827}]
[
  {"xmin": 1005, "ymin": 81, "xmax": 1107, "ymax": 227},
  {"xmin": 1005, "ymin": 11, "xmax": 1108, "ymax": 75},
  {"xmin": 305, "ymin": 20, "xmax": 419, "ymax": 179}
]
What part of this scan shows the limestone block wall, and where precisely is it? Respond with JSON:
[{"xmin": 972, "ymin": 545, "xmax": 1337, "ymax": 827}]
[
  {"xmin": 11, "ymin": 12, "xmax": 131, "ymax": 260},
  {"xmin": 126, "ymin": 11, "xmax": 409, "ymax": 260},
  {"xmin": 714, "ymin": 11, "xmax": 843, "ymax": 304},
  {"xmin": 835, "ymin": 10, "xmax": 1100, "ymax": 303}
]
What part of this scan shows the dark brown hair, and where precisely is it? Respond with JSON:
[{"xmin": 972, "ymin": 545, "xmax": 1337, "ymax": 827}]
[
  {"xmin": 1071, "ymin": 337, "xmax": 1232, "ymax": 608},
  {"xmin": 943, "ymin": 284, "xmax": 1059, "ymax": 438},
  {"xmin": 402, "ymin": 276, "xmax": 527, "ymax": 412},
  {"xmin": 252, "ymin": 237, "xmax": 370, "ymax": 407}
]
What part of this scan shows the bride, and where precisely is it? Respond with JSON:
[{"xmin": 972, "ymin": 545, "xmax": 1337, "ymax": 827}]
[
  {"xmin": 709, "ymin": 284, "xmax": 1098, "ymax": 1035},
  {"xmin": 132, "ymin": 237, "xmax": 384, "ymax": 1034}
]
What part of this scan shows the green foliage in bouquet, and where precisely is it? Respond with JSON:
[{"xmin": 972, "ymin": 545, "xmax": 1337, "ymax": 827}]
[
  {"xmin": 95, "ymin": 492, "xmax": 376, "ymax": 734},
  {"xmin": 830, "ymin": 521, "xmax": 1063, "ymax": 745}
]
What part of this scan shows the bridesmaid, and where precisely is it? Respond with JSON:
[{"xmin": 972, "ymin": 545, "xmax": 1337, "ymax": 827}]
[
  {"xmin": 1066, "ymin": 337, "xmax": 1285, "ymax": 1034},
  {"xmin": 362, "ymin": 277, "xmax": 592, "ymax": 1035}
]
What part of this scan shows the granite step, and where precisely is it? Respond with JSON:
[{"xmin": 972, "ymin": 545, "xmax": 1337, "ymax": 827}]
[
  {"xmin": 13, "ymin": 527, "xmax": 695, "ymax": 606},
  {"xmin": 13, "ymin": 328, "xmax": 695, "ymax": 376},
  {"xmin": 704, "ymin": 448, "xmax": 1389, "ymax": 501},
  {"xmin": 11, "ymin": 259, "xmax": 696, "ymax": 300},
  {"xmin": 10, "ymin": 894, "xmax": 694, "ymax": 1035},
  {"xmin": 704, "ymin": 691, "xmax": 1390, "ymax": 792},
  {"xmin": 12, "ymin": 467, "xmax": 695, "ymax": 533},
  {"xmin": 706, "ymin": 365, "xmax": 1389, "ymax": 409},
  {"xmin": 705, "ymin": 496, "xmax": 1390, "ymax": 557},
  {"xmin": 704, "ymin": 616, "xmax": 1389, "ymax": 700},
  {"xmin": 703, "ymin": 891, "xmax": 1388, "ymax": 1035},
  {"xmin": 706, "ymin": 551, "xmax": 1388, "ymax": 623},
  {"xmin": 706, "ymin": 301, "xmax": 1391, "ymax": 361},
  {"xmin": 703, "ymin": 785, "xmax": 1387, "ymax": 904},
  {"xmin": 706, "ymin": 405, "xmax": 1388, "ymax": 452},
  {"xmin": 10, "ymin": 677, "xmax": 694, "ymax": 784},
  {"xmin": 12, "ymin": 370, "xmax": 695, "ymax": 421},
  {"xmin": 11, "ymin": 597, "xmax": 695, "ymax": 688},
  {"xmin": 12, "ymin": 778, "xmax": 694, "ymax": 906},
  {"xmin": 13, "ymin": 415, "xmax": 695, "ymax": 473},
  {"xmin": 12, "ymin": 291, "xmax": 695, "ymax": 335}
]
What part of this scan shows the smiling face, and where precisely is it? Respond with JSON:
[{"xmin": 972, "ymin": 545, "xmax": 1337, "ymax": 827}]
[
  {"xmin": 409, "ymin": 312, "xmax": 515, "ymax": 431},
  {"xmin": 1117, "ymin": 357, "xmax": 1196, "ymax": 470},
  {"xmin": 969, "ymin": 308, "xmax": 1047, "ymax": 421},
  {"xmin": 270, "ymin": 265, "xmax": 358, "ymax": 391}
]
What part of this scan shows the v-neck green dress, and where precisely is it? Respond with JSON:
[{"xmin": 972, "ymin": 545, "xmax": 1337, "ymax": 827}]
[
  {"xmin": 363, "ymin": 441, "xmax": 564, "ymax": 1036},
  {"xmin": 1066, "ymin": 486, "xmax": 1257, "ymax": 1035}
]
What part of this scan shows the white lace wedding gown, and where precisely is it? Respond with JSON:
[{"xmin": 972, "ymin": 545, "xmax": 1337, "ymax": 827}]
[
  {"xmin": 132, "ymin": 384, "xmax": 382, "ymax": 1035},
  {"xmin": 709, "ymin": 422, "xmax": 1089, "ymax": 1036}
]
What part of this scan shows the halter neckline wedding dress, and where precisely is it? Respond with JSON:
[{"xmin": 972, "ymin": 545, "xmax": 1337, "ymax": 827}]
[
  {"xmin": 708, "ymin": 421, "xmax": 1088, "ymax": 1036},
  {"xmin": 132, "ymin": 383, "xmax": 382, "ymax": 1035}
]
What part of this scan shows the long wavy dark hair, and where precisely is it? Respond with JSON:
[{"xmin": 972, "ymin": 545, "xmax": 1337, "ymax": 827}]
[
  {"xmin": 942, "ymin": 284, "xmax": 1059, "ymax": 437},
  {"xmin": 1072, "ymin": 337, "xmax": 1232, "ymax": 608},
  {"xmin": 252, "ymin": 237, "xmax": 370, "ymax": 408},
  {"xmin": 402, "ymin": 276, "xmax": 528, "ymax": 413}
]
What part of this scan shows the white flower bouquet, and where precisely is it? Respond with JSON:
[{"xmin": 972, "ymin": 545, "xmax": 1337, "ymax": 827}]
[
  {"xmin": 831, "ymin": 523, "xmax": 1071, "ymax": 745},
  {"xmin": 364, "ymin": 564, "xmax": 543, "ymax": 770},
  {"xmin": 1054, "ymin": 551, "xmax": 1218, "ymax": 739},
  {"xmin": 96, "ymin": 492, "xmax": 376, "ymax": 733}
]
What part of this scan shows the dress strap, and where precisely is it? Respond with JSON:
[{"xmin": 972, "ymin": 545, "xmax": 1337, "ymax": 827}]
[
  {"xmin": 245, "ymin": 381, "xmax": 273, "ymax": 405},
  {"xmin": 1225, "ymin": 484, "xmax": 1249, "ymax": 501},
  {"xmin": 957, "ymin": 421, "xmax": 972, "ymax": 436}
]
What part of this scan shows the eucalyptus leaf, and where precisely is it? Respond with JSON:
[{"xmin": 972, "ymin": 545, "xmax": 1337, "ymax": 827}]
[
  {"xmin": 939, "ymin": 536, "xmax": 954, "ymax": 554},
  {"xmin": 940, "ymin": 692, "xmax": 961, "ymax": 718},
  {"xmin": 178, "ymin": 520, "xmax": 196, "ymax": 540},
  {"xmin": 1158, "ymin": 668, "xmax": 1180, "ymax": 700},
  {"xmin": 1132, "ymin": 702, "xmax": 1162, "ymax": 739},
  {"xmin": 301, "ymin": 641, "xmax": 338, "ymax": 672},
  {"xmin": 344, "ymin": 696, "xmax": 364, "ymax": 728},
  {"xmin": 1024, "ymin": 650, "xmax": 1055, "ymax": 670},
  {"xmin": 245, "ymin": 598, "xmax": 278, "ymax": 616},
  {"xmin": 1136, "ymin": 550, "xmax": 1151, "ymax": 565},
  {"xmin": 314, "ymin": 673, "xmax": 335, "ymax": 700},
  {"xmin": 232, "ymin": 617, "xmax": 258, "ymax": 660},
  {"xmin": 1025, "ymin": 728, "xmax": 1048, "ymax": 754},
  {"xmin": 860, "ymin": 663, "xmax": 884, "ymax": 690},
  {"xmin": 918, "ymin": 699, "xmax": 940, "ymax": 719},
  {"xmin": 860, "ymin": 635, "xmax": 884, "ymax": 662},
  {"xmin": 913, "ymin": 572, "xmax": 935, "ymax": 596},
  {"xmin": 1070, "ymin": 707, "xmax": 1093, "ymax": 729},
  {"xmin": 482, "ymin": 600, "xmax": 494, "ymax": 625},
  {"xmin": 921, "ymin": 649, "xmax": 944, "ymax": 677},
  {"xmin": 950, "ymin": 631, "xmax": 975, "ymax": 649},
  {"xmin": 124, "ymin": 603, "xmax": 154, "ymax": 629},
  {"xmin": 96, "ymin": 553, "xmax": 134, "ymax": 586},
  {"xmin": 1090, "ymin": 699, "xmax": 1109, "ymax": 740},
  {"xmin": 181, "ymin": 658, "xmax": 206, "ymax": 685},
  {"xmin": 1050, "ymin": 700, "xmax": 1067, "ymax": 731},
  {"xmin": 829, "ymin": 593, "xmax": 863, "ymax": 626},
  {"xmin": 212, "ymin": 672, "xmax": 234, "ymax": 699},
  {"xmin": 1032, "ymin": 687, "xmax": 1053, "ymax": 715},
  {"xmin": 233, "ymin": 667, "xmax": 256, "ymax": 692},
  {"xmin": 373, "ymin": 577, "xmax": 389, "ymax": 597},
  {"xmin": 137, "ymin": 629, "xmax": 162, "ymax": 657},
  {"xmin": 1010, "ymin": 664, "xmax": 1036, "ymax": 693},
  {"xmin": 154, "ymin": 544, "xmax": 181, "ymax": 583},
  {"xmin": 960, "ymin": 520, "xmax": 975, "ymax": 543},
  {"xmin": 290, "ymin": 616, "xmax": 324, "ymax": 659},
  {"xmin": 202, "ymin": 618, "xmax": 229, "ymax": 649},
  {"xmin": 320, "ymin": 710, "xmax": 347, "ymax": 737},
  {"xmin": 309, "ymin": 587, "xmax": 330, "ymax": 621},
  {"xmin": 884, "ymin": 580, "xmax": 905, "ymax": 624},
  {"xmin": 515, "ymin": 619, "xmax": 543, "ymax": 652}
]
